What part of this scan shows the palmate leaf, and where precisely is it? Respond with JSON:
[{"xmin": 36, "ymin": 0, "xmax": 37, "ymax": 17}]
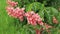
[
  {"xmin": 25, "ymin": 2, "xmax": 44, "ymax": 12},
  {"xmin": 44, "ymin": 8, "xmax": 52, "ymax": 25},
  {"xmin": 44, "ymin": 7, "xmax": 59, "ymax": 25},
  {"xmin": 50, "ymin": 7, "xmax": 59, "ymax": 17},
  {"xmin": 38, "ymin": 5, "xmax": 44, "ymax": 21}
]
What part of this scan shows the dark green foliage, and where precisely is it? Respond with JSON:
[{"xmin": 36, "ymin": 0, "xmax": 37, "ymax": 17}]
[
  {"xmin": 44, "ymin": 7, "xmax": 59, "ymax": 25},
  {"xmin": 25, "ymin": 2, "xmax": 44, "ymax": 12}
]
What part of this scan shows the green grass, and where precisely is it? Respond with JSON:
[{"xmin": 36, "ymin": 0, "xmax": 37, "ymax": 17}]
[{"xmin": 0, "ymin": 0, "xmax": 18, "ymax": 34}]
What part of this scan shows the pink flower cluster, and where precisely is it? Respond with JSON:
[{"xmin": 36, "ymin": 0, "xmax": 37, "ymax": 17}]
[
  {"xmin": 6, "ymin": 6, "xmax": 25, "ymax": 21},
  {"xmin": 6, "ymin": 0, "xmax": 53, "ymax": 34},
  {"xmin": 7, "ymin": 0, "xmax": 18, "ymax": 6},
  {"xmin": 6, "ymin": 0, "xmax": 43, "ymax": 25},
  {"xmin": 25, "ymin": 11, "xmax": 43, "ymax": 25}
]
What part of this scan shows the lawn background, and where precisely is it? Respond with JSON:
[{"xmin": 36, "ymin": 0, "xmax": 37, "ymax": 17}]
[{"xmin": 0, "ymin": 0, "xmax": 18, "ymax": 34}]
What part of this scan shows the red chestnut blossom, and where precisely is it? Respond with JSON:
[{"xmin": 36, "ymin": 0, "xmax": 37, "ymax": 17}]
[
  {"xmin": 7, "ymin": 0, "xmax": 18, "ymax": 7},
  {"xmin": 6, "ymin": 6, "xmax": 25, "ymax": 21},
  {"xmin": 53, "ymin": 17, "xmax": 58, "ymax": 24},
  {"xmin": 44, "ymin": 23, "xmax": 52, "ymax": 30},
  {"xmin": 25, "ymin": 11, "xmax": 43, "ymax": 25},
  {"xmin": 15, "ymin": 7, "xmax": 25, "ymax": 21},
  {"xmin": 36, "ymin": 29, "xmax": 40, "ymax": 34},
  {"xmin": 6, "ymin": 6, "xmax": 14, "ymax": 16},
  {"xmin": 37, "ymin": 20, "xmax": 43, "ymax": 26},
  {"xmin": 35, "ymin": 28, "xmax": 44, "ymax": 34}
]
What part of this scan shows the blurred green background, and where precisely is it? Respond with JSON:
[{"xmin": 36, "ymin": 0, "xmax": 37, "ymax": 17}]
[
  {"xmin": 0, "ymin": 0, "xmax": 18, "ymax": 34},
  {"xmin": 0, "ymin": 0, "xmax": 60, "ymax": 34}
]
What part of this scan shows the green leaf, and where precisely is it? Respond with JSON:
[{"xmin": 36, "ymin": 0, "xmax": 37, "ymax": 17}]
[
  {"xmin": 44, "ymin": 7, "xmax": 58, "ymax": 25},
  {"xmin": 42, "ymin": 30, "xmax": 48, "ymax": 34},
  {"xmin": 50, "ymin": 7, "xmax": 59, "ymax": 17},
  {"xmin": 19, "ymin": 25, "xmax": 36, "ymax": 34},
  {"xmin": 44, "ymin": 7, "xmax": 53, "ymax": 25},
  {"xmin": 49, "ymin": 28, "xmax": 60, "ymax": 34},
  {"xmin": 57, "ymin": 12, "xmax": 60, "ymax": 22},
  {"xmin": 25, "ymin": 2, "xmax": 44, "ymax": 12},
  {"xmin": 38, "ymin": 6, "xmax": 44, "ymax": 21}
]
